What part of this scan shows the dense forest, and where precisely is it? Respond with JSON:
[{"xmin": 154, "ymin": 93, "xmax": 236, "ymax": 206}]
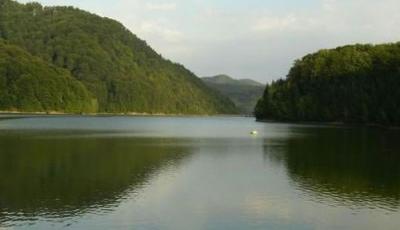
[
  {"xmin": 0, "ymin": 0, "xmax": 237, "ymax": 114},
  {"xmin": 255, "ymin": 43, "xmax": 400, "ymax": 125},
  {"xmin": 202, "ymin": 75, "xmax": 264, "ymax": 114},
  {"xmin": 0, "ymin": 41, "xmax": 96, "ymax": 113}
]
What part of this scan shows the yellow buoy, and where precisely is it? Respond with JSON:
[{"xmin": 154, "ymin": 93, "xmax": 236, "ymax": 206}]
[{"xmin": 250, "ymin": 130, "xmax": 258, "ymax": 136}]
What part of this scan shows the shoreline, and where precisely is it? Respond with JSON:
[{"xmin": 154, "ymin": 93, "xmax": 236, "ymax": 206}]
[
  {"xmin": 0, "ymin": 111, "xmax": 249, "ymax": 118},
  {"xmin": 256, "ymin": 119, "xmax": 400, "ymax": 130},
  {"xmin": 1, "ymin": 111, "xmax": 398, "ymax": 129}
]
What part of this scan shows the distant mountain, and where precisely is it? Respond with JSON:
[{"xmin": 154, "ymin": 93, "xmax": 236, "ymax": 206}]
[
  {"xmin": 0, "ymin": 0, "xmax": 237, "ymax": 114},
  {"xmin": 202, "ymin": 75, "xmax": 265, "ymax": 114}
]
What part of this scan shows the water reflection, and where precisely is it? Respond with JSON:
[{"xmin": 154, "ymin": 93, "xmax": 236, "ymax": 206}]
[
  {"xmin": 0, "ymin": 133, "xmax": 191, "ymax": 226},
  {"xmin": 1, "ymin": 116, "xmax": 400, "ymax": 229},
  {"xmin": 264, "ymin": 126, "xmax": 400, "ymax": 210}
]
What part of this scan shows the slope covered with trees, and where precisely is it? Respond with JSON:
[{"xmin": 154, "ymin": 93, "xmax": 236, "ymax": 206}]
[
  {"xmin": 202, "ymin": 75, "xmax": 264, "ymax": 114},
  {"xmin": 0, "ymin": 0, "xmax": 237, "ymax": 114},
  {"xmin": 0, "ymin": 41, "xmax": 96, "ymax": 113},
  {"xmin": 255, "ymin": 43, "xmax": 400, "ymax": 125}
]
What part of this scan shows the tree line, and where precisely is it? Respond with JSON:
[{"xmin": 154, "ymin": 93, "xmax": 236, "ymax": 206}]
[{"xmin": 255, "ymin": 43, "xmax": 400, "ymax": 126}]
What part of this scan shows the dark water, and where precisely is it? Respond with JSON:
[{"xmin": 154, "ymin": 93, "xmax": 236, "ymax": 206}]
[{"xmin": 0, "ymin": 116, "xmax": 399, "ymax": 229}]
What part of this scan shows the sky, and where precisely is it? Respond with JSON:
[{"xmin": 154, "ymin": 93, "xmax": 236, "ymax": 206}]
[{"xmin": 18, "ymin": 0, "xmax": 400, "ymax": 83}]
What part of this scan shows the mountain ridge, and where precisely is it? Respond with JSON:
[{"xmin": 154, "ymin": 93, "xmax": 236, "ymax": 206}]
[
  {"xmin": 202, "ymin": 75, "xmax": 264, "ymax": 86},
  {"xmin": 202, "ymin": 75, "xmax": 265, "ymax": 114}
]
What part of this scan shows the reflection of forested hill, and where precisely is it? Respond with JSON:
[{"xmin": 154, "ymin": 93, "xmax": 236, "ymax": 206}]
[
  {"xmin": 264, "ymin": 126, "xmax": 400, "ymax": 210},
  {"xmin": 0, "ymin": 135, "xmax": 191, "ymax": 221}
]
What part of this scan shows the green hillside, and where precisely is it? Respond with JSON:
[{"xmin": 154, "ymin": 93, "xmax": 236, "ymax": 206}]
[
  {"xmin": 255, "ymin": 43, "xmax": 400, "ymax": 126},
  {"xmin": 0, "ymin": 41, "xmax": 96, "ymax": 113},
  {"xmin": 0, "ymin": 0, "xmax": 237, "ymax": 114},
  {"xmin": 202, "ymin": 75, "xmax": 265, "ymax": 114}
]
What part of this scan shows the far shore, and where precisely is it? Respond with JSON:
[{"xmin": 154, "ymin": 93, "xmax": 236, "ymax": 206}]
[
  {"xmin": 256, "ymin": 118, "xmax": 400, "ymax": 130},
  {"xmin": 0, "ymin": 111, "xmax": 252, "ymax": 118},
  {"xmin": 1, "ymin": 111, "xmax": 398, "ymax": 129}
]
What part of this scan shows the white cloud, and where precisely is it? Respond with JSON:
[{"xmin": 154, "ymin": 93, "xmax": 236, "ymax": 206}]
[
  {"xmin": 252, "ymin": 15, "xmax": 298, "ymax": 32},
  {"xmin": 138, "ymin": 21, "xmax": 183, "ymax": 43},
  {"xmin": 145, "ymin": 2, "xmax": 177, "ymax": 11}
]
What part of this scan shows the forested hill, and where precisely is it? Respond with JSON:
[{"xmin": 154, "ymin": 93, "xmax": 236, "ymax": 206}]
[
  {"xmin": 255, "ymin": 43, "xmax": 400, "ymax": 126},
  {"xmin": 0, "ymin": 0, "xmax": 237, "ymax": 114},
  {"xmin": 202, "ymin": 75, "xmax": 265, "ymax": 114},
  {"xmin": 0, "ymin": 41, "xmax": 96, "ymax": 113}
]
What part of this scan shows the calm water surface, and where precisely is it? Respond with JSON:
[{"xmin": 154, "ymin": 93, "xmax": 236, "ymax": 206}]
[{"xmin": 0, "ymin": 116, "xmax": 399, "ymax": 229}]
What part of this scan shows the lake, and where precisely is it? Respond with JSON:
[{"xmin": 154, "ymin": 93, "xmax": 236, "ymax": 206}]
[{"xmin": 0, "ymin": 116, "xmax": 399, "ymax": 229}]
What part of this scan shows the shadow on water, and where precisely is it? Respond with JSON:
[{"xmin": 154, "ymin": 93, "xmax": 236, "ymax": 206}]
[
  {"xmin": 0, "ymin": 132, "xmax": 192, "ymax": 226},
  {"xmin": 263, "ymin": 126, "xmax": 400, "ymax": 211}
]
